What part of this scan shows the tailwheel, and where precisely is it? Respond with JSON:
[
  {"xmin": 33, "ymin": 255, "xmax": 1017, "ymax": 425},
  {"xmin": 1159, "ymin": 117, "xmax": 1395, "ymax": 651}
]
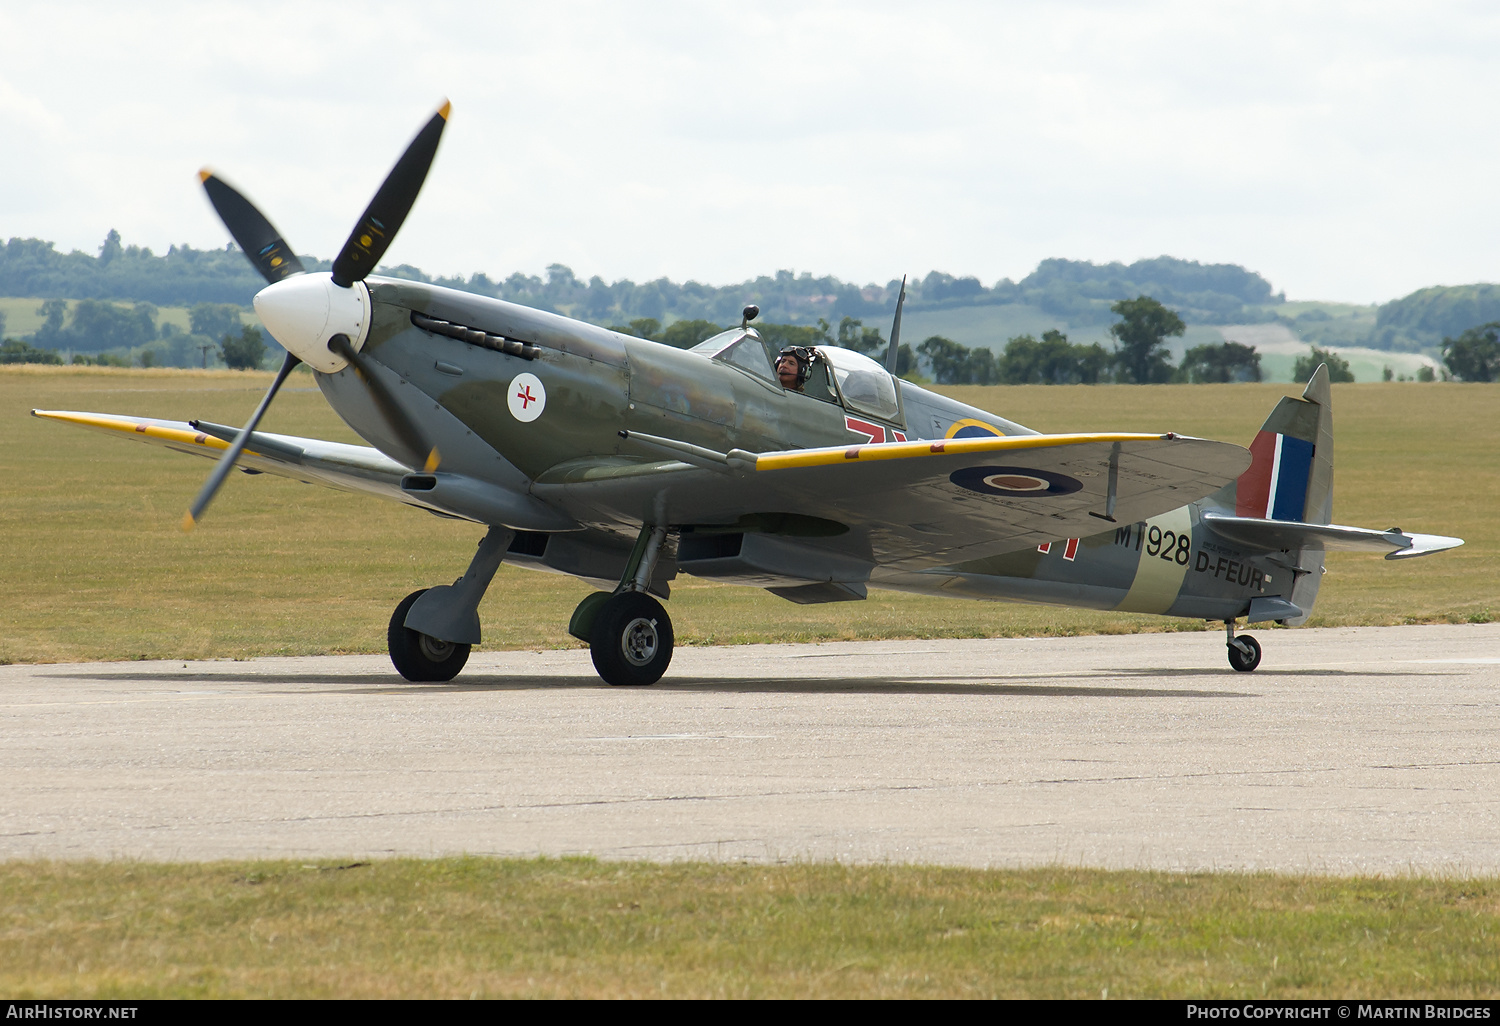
[
  {"xmin": 1227, "ymin": 633, "xmax": 1262, "ymax": 673},
  {"xmin": 590, "ymin": 591, "xmax": 674, "ymax": 686},
  {"xmin": 388, "ymin": 588, "xmax": 471, "ymax": 682}
]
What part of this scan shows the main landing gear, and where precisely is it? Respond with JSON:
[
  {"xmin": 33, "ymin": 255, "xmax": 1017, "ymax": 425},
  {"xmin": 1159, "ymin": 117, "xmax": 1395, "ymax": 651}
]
[
  {"xmin": 588, "ymin": 590, "xmax": 674, "ymax": 686},
  {"xmin": 1225, "ymin": 620, "xmax": 1262, "ymax": 672},
  {"xmin": 388, "ymin": 526, "xmax": 511, "ymax": 683},
  {"xmin": 569, "ymin": 523, "xmax": 675, "ymax": 687},
  {"xmin": 387, "ymin": 521, "xmax": 677, "ymax": 687},
  {"xmin": 389, "ymin": 589, "xmax": 471, "ymax": 681}
]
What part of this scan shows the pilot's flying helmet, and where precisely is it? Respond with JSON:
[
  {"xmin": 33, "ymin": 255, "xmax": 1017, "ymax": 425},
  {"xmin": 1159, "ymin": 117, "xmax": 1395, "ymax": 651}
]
[{"xmin": 776, "ymin": 346, "xmax": 817, "ymax": 387}]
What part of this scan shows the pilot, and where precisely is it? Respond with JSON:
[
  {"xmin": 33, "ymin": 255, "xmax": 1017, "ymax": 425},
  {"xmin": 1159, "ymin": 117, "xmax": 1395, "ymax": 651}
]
[{"xmin": 776, "ymin": 348, "xmax": 809, "ymax": 392}]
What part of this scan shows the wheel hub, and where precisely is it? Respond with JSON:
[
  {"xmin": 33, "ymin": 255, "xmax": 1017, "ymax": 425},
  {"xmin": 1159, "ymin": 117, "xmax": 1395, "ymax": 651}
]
[
  {"xmin": 418, "ymin": 632, "xmax": 455, "ymax": 662},
  {"xmin": 620, "ymin": 617, "xmax": 659, "ymax": 666}
]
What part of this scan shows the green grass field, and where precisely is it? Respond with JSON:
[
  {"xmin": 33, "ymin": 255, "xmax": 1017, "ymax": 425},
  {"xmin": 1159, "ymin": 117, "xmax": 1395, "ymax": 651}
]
[
  {"xmin": 2, "ymin": 367, "xmax": 1494, "ymax": 665},
  {"xmin": 2, "ymin": 859, "xmax": 1497, "ymax": 999}
]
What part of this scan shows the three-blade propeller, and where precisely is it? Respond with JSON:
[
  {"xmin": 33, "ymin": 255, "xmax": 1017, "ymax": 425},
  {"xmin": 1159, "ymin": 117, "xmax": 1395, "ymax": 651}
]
[{"xmin": 184, "ymin": 102, "xmax": 450, "ymax": 530}]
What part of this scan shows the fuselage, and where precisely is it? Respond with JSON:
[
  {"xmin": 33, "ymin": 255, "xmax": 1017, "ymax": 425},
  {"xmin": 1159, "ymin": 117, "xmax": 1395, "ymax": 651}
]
[{"xmin": 297, "ymin": 275, "xmax": 1305, "ymax": 625}]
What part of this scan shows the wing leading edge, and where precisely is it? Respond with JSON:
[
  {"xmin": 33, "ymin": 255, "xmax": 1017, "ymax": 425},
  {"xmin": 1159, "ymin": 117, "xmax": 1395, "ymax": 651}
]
[{"xmin": 33, "ymin": 409, "xmax": 416, "ymax": 505}]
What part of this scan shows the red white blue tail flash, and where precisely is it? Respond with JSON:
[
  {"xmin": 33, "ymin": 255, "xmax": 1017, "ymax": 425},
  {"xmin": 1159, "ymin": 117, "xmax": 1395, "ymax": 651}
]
[{"xmin": 1237, "ymin": 431, "xmax": 1315, "ymax": 521}]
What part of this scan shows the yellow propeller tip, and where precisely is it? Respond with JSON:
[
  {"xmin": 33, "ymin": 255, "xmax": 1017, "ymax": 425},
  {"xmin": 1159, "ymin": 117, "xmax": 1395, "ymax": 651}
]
[
  {"xmin": 180, "ymin": 511, "xmax": 197, "ymax": 533},
  {"xmin": 437, "ymin": 99, "xmax": 451, "ymax": 120},
  {"xmin": 198, "ymin": 168, "xmax": 213, "ymax": 183},
  {"xmin": 423, "ymin": 448, "xmax": 441, "ymax": 473}
]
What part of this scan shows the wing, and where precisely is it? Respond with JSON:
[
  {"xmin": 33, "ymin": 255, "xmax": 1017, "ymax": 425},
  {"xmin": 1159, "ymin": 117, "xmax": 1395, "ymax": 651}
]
[
  {"xmin": 537, "ymin": 430, "xmax": 1252, "ymax": 570},
  {"xmin": 32, "ymin": 409, "xmax": 419, "ymax": 507}
]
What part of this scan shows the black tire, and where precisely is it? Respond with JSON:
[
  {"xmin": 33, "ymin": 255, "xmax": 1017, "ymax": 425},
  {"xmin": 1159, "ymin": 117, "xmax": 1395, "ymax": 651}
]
[
  {"xmin": 590, "ymin": 591, "xmax": 673, "ymax": 686},
  {"xmin": 1227, "ymin": 634, "xmax": 1262, "ymax": 672},
  {"xmin": 388, "ymin": 588, "xmax": 471, "ymax": 682}
]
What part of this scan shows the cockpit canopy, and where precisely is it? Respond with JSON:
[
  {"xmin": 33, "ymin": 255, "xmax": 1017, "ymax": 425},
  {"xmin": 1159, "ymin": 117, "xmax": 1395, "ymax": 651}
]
[
  {"xmin": 819, "ymin": 345, "xmax": 901, "ymax": 421},
  {"xmin": 688, "ymin": 329, "xmax": 902, "ymax": 423}
]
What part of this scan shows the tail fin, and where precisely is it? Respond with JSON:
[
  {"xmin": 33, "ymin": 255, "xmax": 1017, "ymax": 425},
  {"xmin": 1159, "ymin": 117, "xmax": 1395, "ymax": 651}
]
[
  {"xmin": 1231, "ymin": 364, "xmax": 1333, "ymax": 525},
  {"xmin": 1203, "ymin": 366, "xmax": 1333, "ymax": 624},
  {"xmin": 1201, "ymin": 367, "xmax": 1462, "ymax": 626}
]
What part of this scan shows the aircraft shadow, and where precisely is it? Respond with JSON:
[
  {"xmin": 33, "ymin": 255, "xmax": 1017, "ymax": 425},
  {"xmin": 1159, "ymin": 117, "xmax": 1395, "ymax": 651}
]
[
  {"xmin": 657, "ymin": 678, "xmax": 1257, "ymax": 698},
  {"xmin": 46, "ymin": 669, "xmax": 1267, "ymax": 698}
]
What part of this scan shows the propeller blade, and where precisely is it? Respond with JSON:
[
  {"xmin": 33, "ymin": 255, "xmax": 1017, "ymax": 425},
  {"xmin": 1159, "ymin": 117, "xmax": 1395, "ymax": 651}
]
[
  {"xmin": 330, "ymin": 101, "xmax": 450, "ymax": 288},
  {"xmin": 326, "ymin": 334, "xmax": 441, "ymax": 472},
  {"xmin": 884, "ymin": 275, "xmax": 907, "ymax": 374},
  {"xmin": 198, "ymin": 171, "xmax": 306, "ymax": 284},
  {"xmin": 182, "ymin": 351, "xmax": 302, "ymax": 531}
]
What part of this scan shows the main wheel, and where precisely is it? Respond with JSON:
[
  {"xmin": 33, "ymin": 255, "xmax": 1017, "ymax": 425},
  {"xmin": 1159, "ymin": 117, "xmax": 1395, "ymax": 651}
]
[
  {"xmin": 1227, "ymin": 633, "xmax": 1262, "ymax": 672},
  {"xmin": 388, "ymin": 588, "xmax": 471, "ymax": 682},
  {"xmin": 590, "ymin": 591, "xmax": 673, "ymax": 686}
]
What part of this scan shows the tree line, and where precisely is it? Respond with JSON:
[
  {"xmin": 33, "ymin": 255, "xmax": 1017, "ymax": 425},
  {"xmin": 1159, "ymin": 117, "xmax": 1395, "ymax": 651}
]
[
  {"xmin": 12, "ymin": 227, "xmax": 1500, "ymax": 363},
  {"xmin": 4, "ymin": 288, "xmax": 1495, "ymax": 381},
  {"xmin": 912, "ymin": 297, "xmax": 1268, "ymax": 385},
  {"xmin": 0, "ymin": 298, "xmax": 268, "ymax": 369},
  {"xmin": 2, "ymin": 230, "xmax": 1281, "ymax": 329},
  {"xmin": 611, "ymin": 297, "xmax": 1268, "ymax": 384},
  {"xmin": 13, "ymin": 228, "xmax": 1497, "ymax": 361}
]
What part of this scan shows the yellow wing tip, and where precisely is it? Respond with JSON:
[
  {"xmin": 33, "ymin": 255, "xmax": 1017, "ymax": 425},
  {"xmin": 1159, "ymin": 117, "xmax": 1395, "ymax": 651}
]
[
  {"xmin": 180, "ymin": 511, "xmax": 197, "ymax": 533},
  {"xmin": 198, "ymin": 167, "xmax": 213, "ymax": 183},
  {"xmin": 437, "ymin": 99, "xmax": 451, "ymax": 120}
]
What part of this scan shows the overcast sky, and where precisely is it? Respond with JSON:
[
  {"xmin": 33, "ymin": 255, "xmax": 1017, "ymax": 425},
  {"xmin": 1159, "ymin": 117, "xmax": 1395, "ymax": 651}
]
[{"xmin": 3, "ymin": 1, "xmax": 1498, "ymax": 304}]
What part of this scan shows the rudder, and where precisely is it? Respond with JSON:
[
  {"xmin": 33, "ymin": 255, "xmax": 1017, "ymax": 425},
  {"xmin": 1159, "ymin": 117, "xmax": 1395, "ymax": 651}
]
[
  {"xmin": 1232, "ymin": 364, "xmax": 1332, "ymax": 525},
  {"xmin": 1205, "ymin": 365, "xmax": 1334, "ymax": 624}
]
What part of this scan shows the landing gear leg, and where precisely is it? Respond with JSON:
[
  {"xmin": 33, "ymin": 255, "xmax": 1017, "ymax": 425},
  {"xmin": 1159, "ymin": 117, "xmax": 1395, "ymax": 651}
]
[
  {"xmin": 1225, "ymin": 619, "xmax": 1261, "ymax": 672},
  {"xmin": 389, "ymin": 526, "xmax": 513, "ymax": 683},
  {"xmin": 582, "ymin": 523, "xmax": 675, "ymax": 686}
]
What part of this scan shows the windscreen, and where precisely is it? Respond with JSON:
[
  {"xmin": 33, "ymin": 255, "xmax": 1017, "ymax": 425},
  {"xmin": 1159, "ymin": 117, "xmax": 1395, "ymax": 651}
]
[
  {"xmin": 688, "ymin": 328, "xmax": 776, "ymax": 382},
  {"xmin": 688, "ymin": 328, "xmax": 748, "ymax": 356}
]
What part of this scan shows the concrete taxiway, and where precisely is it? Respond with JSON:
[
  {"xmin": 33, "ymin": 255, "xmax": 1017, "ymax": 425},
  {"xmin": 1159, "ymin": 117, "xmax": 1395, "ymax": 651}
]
[{"xmin": 2, "ymin": 623, "xmax": 1497, "ymax": 874}]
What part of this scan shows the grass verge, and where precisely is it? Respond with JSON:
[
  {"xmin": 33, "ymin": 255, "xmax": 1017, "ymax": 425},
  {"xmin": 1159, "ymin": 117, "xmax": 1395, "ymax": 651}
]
[{"xmin": 2, "ymin": 858, "xmax": 1496, "ymax": 999}]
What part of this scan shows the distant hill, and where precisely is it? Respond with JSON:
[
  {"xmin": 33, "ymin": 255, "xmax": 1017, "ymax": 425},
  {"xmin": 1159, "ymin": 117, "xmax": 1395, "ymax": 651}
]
[
  {"xmin": 1012, "ymin": 257, "xmax": 1281, "ymax": 325},
  {"xmin": 9, "ymin": 231, "xmax": 1492, "ymax": 360},
  {"xmin": 1, "ymin": 232, "xmax": 1281, "ymax": 330},
  {"xmin": 378, "ymin": 255, "xmax": 1283, "ymax": 329},
  {"xmin": 1369, "ymin": 284, "xmax": 1500, "ymax": 350}
]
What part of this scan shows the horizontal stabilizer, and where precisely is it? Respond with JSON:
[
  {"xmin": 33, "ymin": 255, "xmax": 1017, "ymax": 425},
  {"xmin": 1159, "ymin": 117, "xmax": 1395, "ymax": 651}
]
[{"xmin": 1201, "ymin": 511, "xmax": 1463, "ymax": 560}]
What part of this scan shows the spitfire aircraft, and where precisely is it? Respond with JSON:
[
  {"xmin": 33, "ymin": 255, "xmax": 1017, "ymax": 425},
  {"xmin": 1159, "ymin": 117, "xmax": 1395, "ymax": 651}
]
[{"xmin": 35, "ymin": 103, "xmax": 1464, "ymax": 686}]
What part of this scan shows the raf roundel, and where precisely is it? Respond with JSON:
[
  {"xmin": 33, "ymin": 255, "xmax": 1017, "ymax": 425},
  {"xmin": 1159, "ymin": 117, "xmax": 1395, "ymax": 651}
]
[
  {"xmin": 949, "ymin": 465, "xmax": 1083, "ymax": 498},
  {"xmin": 508, "ymin": 372, "xmax": 546, "ymax": 423}
]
